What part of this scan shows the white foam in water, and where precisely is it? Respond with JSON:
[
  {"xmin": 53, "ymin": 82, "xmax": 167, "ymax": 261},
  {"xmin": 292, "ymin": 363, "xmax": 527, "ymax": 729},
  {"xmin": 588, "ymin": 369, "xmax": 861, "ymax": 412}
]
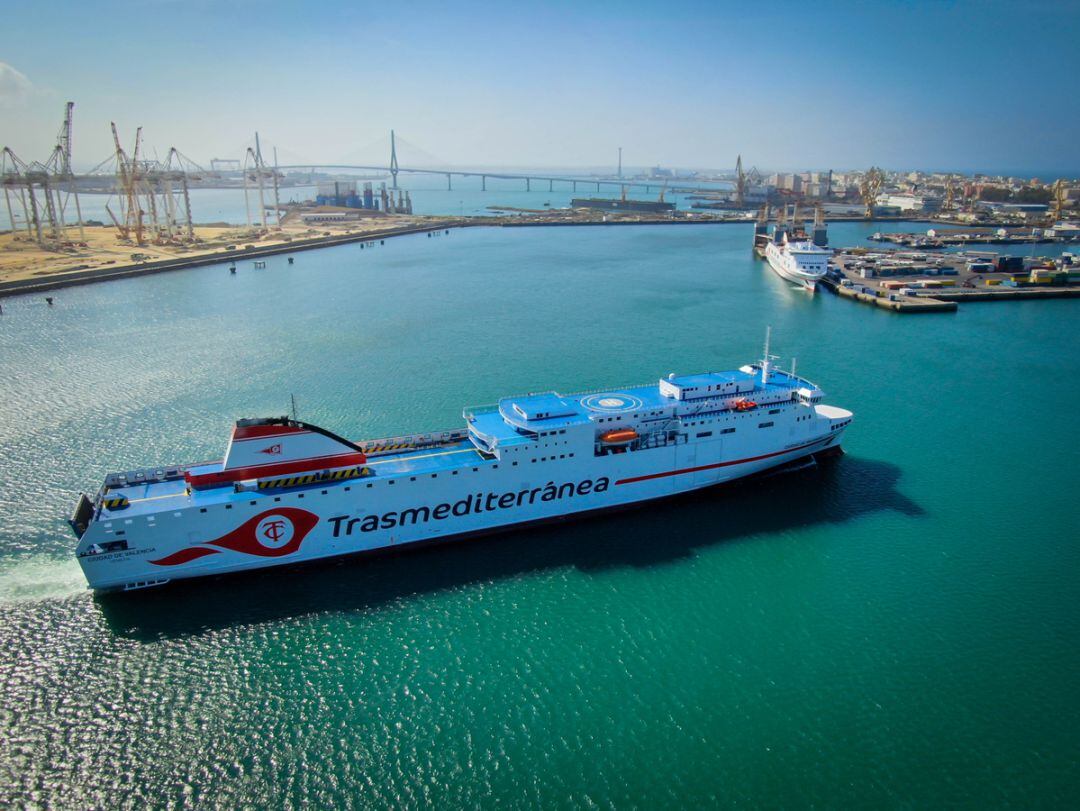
[{"xmin": 0, "ymin": 556, "xmax": 87, "ymax": 602}]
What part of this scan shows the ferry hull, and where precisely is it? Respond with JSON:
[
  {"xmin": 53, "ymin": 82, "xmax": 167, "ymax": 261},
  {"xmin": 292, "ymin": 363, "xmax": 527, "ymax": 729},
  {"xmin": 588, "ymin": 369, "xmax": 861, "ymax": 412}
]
[
  {"xmin": 78, "ymin": 432, "xmax": 847, "ymax": 592},
  {"xmin": 74, "ymin": 363, "xmax": 853, "ymax": 593},
  {"xmin": 766, "ymin": 252, "xmax": 819, "ymax": 291}
]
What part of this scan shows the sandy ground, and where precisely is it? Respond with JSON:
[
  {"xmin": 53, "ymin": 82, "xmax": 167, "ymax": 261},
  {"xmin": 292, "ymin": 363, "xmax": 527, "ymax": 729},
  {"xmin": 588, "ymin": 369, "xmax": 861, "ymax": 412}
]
[{"xmin": 0, "ymin": 210, "xmax": 431, "ymax": 285}]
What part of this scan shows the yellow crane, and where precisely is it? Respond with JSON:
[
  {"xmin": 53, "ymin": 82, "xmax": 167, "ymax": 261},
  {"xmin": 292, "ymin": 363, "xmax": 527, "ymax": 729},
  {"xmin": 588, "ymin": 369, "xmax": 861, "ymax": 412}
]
[
  {"xmin": 1050, "ymin": 179, "xmax": 1066, "ymax": 223},
  {"xmin": 859, "ymin": 167, "xmax": 885, "ymax": 219}
]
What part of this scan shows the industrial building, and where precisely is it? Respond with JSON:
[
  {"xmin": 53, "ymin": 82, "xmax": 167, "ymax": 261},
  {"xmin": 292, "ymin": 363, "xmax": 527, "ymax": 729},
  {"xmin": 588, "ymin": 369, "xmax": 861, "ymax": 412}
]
[
  {"xmin": 883, "ymin": 194, "xmax": 944, "ymax": 212},
  {"xmin": 314, "ymin": 180, "xmax": 413, "ymax": 214}
]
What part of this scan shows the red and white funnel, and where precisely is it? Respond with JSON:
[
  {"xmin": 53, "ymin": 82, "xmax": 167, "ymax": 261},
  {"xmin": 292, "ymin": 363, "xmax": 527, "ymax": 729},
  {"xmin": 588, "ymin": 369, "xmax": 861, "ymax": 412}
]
[{"xmin": 185, "ymin": 418, "xmax": 366, "ymax": 490}]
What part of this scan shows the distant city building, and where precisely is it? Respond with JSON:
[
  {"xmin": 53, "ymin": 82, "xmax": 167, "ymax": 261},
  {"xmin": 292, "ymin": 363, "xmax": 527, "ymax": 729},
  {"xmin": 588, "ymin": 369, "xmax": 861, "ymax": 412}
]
[{"xmin": 768, "ymin": 173, "xmax": 803, "ymax": 194}]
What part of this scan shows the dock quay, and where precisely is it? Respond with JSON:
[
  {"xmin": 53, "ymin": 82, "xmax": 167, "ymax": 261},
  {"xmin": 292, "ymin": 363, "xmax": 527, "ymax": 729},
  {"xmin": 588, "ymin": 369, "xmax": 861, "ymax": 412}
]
[
  {"xmin": 818, "ymin": 275, "xmax": 957, "ymax": 313},
  {"xmin": 824, "ymin": 247, "xmax": 1079, "ymax": 313},
  {"xmin": 869, "ymin": 227, "xmax": 1078, "ymax": 249},
  {"xmin": 0, "ymin": 220, "xmax": 469, "ymax": 298}
]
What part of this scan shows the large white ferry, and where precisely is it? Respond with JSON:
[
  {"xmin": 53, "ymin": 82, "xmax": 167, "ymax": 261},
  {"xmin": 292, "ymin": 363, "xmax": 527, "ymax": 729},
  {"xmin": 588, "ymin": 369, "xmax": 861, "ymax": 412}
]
[
  {"xmin": 765, "ymin": 236, "xmax": 832, "ymax": 291},
  {"xmin": 71, "ymin": 349, "xmax": 853, "ymax": 592}
]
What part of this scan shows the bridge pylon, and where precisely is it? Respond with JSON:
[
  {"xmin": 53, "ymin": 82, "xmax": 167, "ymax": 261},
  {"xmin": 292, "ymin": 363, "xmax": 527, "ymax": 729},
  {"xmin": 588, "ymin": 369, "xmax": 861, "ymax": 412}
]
[{"xmin": 390, "ymin": 130, "xmax": 399, "ymax": 190}]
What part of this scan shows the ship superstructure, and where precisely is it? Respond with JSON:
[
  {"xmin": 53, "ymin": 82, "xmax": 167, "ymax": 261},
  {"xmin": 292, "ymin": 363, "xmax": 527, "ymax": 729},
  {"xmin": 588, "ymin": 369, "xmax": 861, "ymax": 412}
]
[{"xmin": 71, "ymin": 355, "xmax": 853, "ymax": 592}]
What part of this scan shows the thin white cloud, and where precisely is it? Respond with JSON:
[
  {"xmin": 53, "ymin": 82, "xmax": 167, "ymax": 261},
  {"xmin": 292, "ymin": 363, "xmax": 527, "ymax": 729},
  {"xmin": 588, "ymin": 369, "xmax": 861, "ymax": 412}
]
[{"xmin": 0, "ymin": 62, "xmax": 32, "ymax": 106}]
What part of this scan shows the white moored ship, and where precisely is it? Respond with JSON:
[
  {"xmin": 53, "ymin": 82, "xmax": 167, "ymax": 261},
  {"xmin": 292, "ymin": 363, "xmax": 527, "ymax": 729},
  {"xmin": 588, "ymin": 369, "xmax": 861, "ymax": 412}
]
[
  {"xmin": 765, "ymin": 237, "xmax": 831, "ymax": 291},
  {"xmin": 754, "ymin": 204, "xmax": 833, "ymax": 292},
  {"xmin": 71, "ymin": 344, "xmax": 853, "ymax": 592}
]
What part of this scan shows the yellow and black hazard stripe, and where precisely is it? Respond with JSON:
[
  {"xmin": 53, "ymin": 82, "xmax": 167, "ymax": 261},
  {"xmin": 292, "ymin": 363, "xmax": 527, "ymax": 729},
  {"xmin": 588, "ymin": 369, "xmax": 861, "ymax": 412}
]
[
  {"xmin": 102, "ymin": 495, "xmax": 130, "ymax": 510},
  {"xmin": 257, "ymin": 473, "xmax": 321, "ymax": 490},
  {"xmin": 363, "ymin": 442, "xmax": 414, "ymax": 454},
  {"xmin": 322, "ymin": 466, "xmax": 363, "ymax": 481}
]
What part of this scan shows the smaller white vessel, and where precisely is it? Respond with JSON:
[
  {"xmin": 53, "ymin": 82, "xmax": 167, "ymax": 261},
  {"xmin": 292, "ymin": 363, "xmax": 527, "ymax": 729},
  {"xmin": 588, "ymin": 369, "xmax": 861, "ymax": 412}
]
[{"xmin": 765, "ymin": 236, "xmax": 831, "ymax": 292}]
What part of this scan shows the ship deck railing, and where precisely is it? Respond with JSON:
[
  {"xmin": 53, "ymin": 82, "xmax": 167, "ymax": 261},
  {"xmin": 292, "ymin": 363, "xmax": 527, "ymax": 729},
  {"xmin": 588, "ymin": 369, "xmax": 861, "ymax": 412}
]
[{"xmin": 359, "ymin": 428, "xmax": 469, "ymax": 457}]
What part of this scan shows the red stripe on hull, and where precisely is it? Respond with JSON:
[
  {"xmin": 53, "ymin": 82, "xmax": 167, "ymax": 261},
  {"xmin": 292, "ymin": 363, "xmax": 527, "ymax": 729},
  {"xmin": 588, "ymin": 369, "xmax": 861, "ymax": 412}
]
[
  {"xmin": 615, "ymin": 438, "xmax": 830, "ymax": 486},
  {"xmin": 149, "ymin": 546, "xmax": 221, "ymax": 566},
  {"xmin": 185, "ymin": 452, "xmax": 367, "ymax": 489},
  {"xmin": 232, "ymin": 425, "xmax": 310, "ymax": 440}
]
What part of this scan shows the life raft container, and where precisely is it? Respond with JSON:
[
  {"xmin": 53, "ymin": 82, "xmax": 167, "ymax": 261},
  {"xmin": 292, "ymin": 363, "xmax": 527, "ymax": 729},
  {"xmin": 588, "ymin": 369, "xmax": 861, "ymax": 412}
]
[
  {"xmin": 600, "ymin": 428, "xmax": 638, "ymax": 444},
  {"xmin": 734, "ymin": 399, "xmax": 758, "ymax": 412}
]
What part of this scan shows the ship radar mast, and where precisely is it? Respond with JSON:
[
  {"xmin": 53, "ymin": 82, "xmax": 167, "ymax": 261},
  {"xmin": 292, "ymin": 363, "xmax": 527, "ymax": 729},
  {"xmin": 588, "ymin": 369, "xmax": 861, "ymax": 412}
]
[{"xmin": 760, "ymin": 326, "xmax": 779, "ymax": 386}]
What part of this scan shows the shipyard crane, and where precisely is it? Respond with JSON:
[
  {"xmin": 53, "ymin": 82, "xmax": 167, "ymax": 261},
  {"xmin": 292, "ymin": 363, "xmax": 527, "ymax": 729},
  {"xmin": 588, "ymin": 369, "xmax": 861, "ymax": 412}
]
[
  {"xmin": 107, "ymin": 123, "xmax": 144, "ymax": 243},
  {"xmin": 242, "ymin": 132, "xmax": 281, "ymax": 231},
  {"xmin": 859, "ymin": 167, "xmax": 885, "ymax": 219},
  {"xmin": 0, "ymin": 101, "xmax": 85, "ymax": 246},
  {"xmin": 943, "ymin": 177, "xmax": 956, "ymax": 212},
  {"xmin": 1050, "ymin": 179, "xmax": 1066, "ymax": 224}
]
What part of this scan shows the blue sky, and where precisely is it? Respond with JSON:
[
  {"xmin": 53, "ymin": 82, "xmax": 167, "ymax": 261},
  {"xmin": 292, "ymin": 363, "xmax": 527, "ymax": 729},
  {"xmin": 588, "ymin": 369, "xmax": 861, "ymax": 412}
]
[{"xmin": 2, "ymin": 0, "xmax": 1078, "ymax": 174}]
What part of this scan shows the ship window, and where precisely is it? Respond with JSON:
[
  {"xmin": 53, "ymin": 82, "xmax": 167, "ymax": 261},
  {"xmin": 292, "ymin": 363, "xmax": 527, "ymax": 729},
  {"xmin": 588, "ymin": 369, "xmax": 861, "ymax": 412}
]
[
  {"xmin": 321, "ymin": 490, "xmax": 328, "ymax": 495},
  {"xmin": 200, "ymin": 508, "xmax": 207, "ymax": 513},
  {"xmin": 250, "ymin": 501, "xmax": 257, "ymax": 506},
  {"xmin": 472, "ymin": 468, "xmax": 478, "ymax": 472},
  {"xmin": 513, "ymin": 461, "xmax": 518, "ymax": 466},
  {"xmin": 344, "ymin": 487, "xmax": 350, "ymax": 492},
  {"xmin": 769, "ymin": 409, "xmax": 780, "ymax": 415},
  {"xmin": 759, "ymin": 422, "xmax": 774, "ymax": 428},
  {"xmin": 721, "ymin": 428, "xmax": 735, "ymax": 434},
  {"xmin": 367, "ymin": 483, "xmax": 373, "ymax": 488},
  {"xmin": 298, "ymin": 494, "xmax": 304, "ymax": 498},
  {"xmin": 274, "ymin": 497, "xmax": 281, "ymax": 502},
  {"xmin": 410, "ymin": 477, "xmax": 416, "ymax": 482},
  {"xmin": 453, "ymin": 471, "xmax": 458, "ymax": 475},
  {"xmin": 431, "ymin": 474, "xmax": 437, "ymax": 478},
  {"xmin": 697, "ymin": 431, "xmax": 713, "ymax": 438},
  {"xmin": 388, "ymin": 480, "xmax": 394, "ymax": 485},
  {"xmin": 225, "ymin": 504, "xmax": 232, "ymax": 509}
]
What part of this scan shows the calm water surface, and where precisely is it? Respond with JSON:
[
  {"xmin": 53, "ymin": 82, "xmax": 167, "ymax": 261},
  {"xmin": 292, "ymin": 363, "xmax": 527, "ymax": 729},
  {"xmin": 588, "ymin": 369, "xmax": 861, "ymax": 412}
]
[{"xmin": 0, "ymin": 222, "xmax": 1078, "ymax": 807}]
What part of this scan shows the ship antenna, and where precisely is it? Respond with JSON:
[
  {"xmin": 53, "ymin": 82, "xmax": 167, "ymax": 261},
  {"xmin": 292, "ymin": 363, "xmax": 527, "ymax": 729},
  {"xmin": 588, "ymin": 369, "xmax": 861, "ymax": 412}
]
[
  {"xmin": 290, "ymin": 393, "xmax": 299, "ymax": 422},
  {"xmin": 761, "ymin": 326, "xmax": 771, "ymax": 385}
]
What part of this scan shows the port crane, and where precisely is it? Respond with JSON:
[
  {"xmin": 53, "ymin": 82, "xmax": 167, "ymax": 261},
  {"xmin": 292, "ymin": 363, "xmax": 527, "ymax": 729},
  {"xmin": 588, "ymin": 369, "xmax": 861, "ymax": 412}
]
[{"xmin": 859, "ymin": 167, "xmax": 885, "ymax": 219}]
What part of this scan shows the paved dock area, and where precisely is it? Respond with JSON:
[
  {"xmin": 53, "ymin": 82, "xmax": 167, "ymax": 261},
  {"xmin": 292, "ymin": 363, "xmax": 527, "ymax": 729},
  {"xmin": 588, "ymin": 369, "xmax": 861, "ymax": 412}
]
[{"xmin": 824, "ymin": 248, "xmax": 1079, "ymax": 313}]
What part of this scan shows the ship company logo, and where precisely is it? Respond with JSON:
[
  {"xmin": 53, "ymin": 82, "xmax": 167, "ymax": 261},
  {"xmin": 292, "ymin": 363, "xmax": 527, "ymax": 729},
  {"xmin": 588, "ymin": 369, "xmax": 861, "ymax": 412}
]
[
  {"xmin": 328, "ymin": 476, "xmax": 611, "ymax": 537},
  {"xmin": 257, "ymin": 515, "xmax": 294, "ymax": 549},
  {"xmin": 149, "ymin": 507, "xmax": 319, "ymax": 566},
  {"xmin": 258, "ymin": 443, "xmax": 283, "ymax": 455}
]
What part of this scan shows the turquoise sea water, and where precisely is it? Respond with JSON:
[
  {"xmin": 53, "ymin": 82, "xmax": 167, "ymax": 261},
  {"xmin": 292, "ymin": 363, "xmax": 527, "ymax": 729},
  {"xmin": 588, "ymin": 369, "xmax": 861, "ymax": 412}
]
[{"xmin": 1, "ymin": 222, "xmax": 1078, "ymax": 807}]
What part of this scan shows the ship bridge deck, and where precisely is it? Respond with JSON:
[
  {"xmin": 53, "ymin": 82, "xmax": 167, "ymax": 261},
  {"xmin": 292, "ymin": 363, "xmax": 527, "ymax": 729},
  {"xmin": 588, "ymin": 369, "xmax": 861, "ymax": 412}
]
[{"xmin": 465, "ymin": 367, "xmax": 818, "ymax": 433}]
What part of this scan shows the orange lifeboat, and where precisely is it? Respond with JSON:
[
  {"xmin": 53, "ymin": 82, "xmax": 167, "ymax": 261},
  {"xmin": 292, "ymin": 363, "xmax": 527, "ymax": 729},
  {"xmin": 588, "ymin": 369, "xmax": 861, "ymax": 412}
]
[
  {"xmin": 734, "ymin": 399, "xmax": 758, "ymax": 412},
  {"xmin": 600, "ymin": 428, "xmax": 638, "ymax": 444}
]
